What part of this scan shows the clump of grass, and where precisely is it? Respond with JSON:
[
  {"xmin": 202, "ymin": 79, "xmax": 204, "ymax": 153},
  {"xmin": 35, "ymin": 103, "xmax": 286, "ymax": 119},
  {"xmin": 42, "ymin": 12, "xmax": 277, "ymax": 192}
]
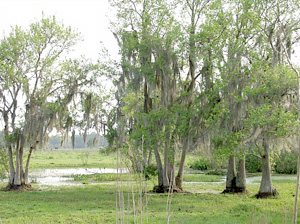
[
  {"xmin": 72, "ymin": 173, "xmax": 119, "ymax": 182},
  {"xmin": 72, "ymin": 173, "xmax": 150, "ymax": 183},
  {"xmin": 205, "ymin": 169, "xmax": 226, "ymax": 176}
]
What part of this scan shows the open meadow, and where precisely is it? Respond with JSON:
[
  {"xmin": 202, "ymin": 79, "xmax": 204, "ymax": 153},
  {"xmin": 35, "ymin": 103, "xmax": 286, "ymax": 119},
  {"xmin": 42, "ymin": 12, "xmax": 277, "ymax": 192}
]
[{"xmin": 0, "ymin": 150, "xmax": 298, "ymax": 224}]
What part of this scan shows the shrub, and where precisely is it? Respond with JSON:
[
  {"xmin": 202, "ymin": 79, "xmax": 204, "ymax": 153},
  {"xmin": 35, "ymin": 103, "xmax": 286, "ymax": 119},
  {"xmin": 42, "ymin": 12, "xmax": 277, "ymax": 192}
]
[
  {"xmin": 99, "ymin": 146, "xmax": 113, "ymax": 155},
  {"xmin": 205, "ymin": 169, "xmax": 226, "ymax": 175},
  {"xmin": 143, "ymin": 164, "xmax": 158, "ymax": 180},
  {"xmin": 189, "ymin": 157, "xmax": 211, "ymax": 171},
  {"xmin": 274, "ymin": 150, "xmax": 297, "ymax": 174},
  {"xmin": 245, "ymin": 154, "xmax": 262, "ymax": 173}
]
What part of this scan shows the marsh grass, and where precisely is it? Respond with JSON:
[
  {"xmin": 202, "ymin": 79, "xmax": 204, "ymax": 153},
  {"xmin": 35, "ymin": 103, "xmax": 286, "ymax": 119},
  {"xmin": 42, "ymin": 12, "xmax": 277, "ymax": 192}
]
[
  {"xmin": 1, "ymin": 151, "xmax": 299, "ymax": 223},
  {"xmin": 114, "ymin": 140, "xmax": 150, "ymax": 224},
  {"xmin": 30, "ymin": 150, "xmax": 117, "ymax": 169},
  {"xmin": 0, "ymin": 182, "xmax": 297, "ymax": 224},
  {"xmin": 72, "ymin": 173, "xmax": 130, "ymax": 183},
  {"xmin": 71, "ymin": 173, "xmax": 223, "ymax": 184}
]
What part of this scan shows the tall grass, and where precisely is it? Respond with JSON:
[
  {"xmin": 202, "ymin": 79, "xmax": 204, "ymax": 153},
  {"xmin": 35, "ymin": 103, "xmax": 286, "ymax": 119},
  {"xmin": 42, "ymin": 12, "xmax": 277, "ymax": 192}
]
[{"xmin": 115, "ymin": 136, "xmax": 150, "ymax": 224}]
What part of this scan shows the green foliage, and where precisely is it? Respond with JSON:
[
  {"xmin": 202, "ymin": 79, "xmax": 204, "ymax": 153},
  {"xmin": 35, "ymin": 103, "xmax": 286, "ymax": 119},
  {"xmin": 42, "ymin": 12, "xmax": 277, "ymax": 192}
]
[
  {"xmin": 0, "ymin": 146, "xmax": 8, "ymax": 180},
  {"xmin": 99, "ymin": 146, "xmax": 114, "ymax": 155},
  {"xmin": 205, "ymin": 169, "xmax": 226, "ymax": 176},
  {"xmin": 245, "ymin": 154, "xmax": 262, "ymax": 173},
  {"xmin": 245, "ymin": 150, "xmax": 298, "ymax": 174},
  {"xmin": 122, "ymin": 92, "xmax": 143, "ymax": 118},
  {"xmin": 0, "ymin": 132, "xmax": 8, "ymax": 179},
  {"xmin": 274, "ymin": 150, "xmax": 297, "ymax": 174},
  {"xmin": 143, "ymin": 164, "xmax": 158, "ymax": 180},
  {"xmin": 189, "ymin": 157, "xmax": 211, "ymax": 171},
  {"xmin": 211, "ymin": 130, "xmax": 246, "ymax": 159}
]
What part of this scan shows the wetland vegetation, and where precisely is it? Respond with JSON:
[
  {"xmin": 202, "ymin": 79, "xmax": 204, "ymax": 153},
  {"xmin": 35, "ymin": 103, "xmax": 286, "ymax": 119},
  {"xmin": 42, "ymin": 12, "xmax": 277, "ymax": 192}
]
[
  {"xmin": 2, "ymin": 0, "xmax": 300, "ymax": 223},
  {"xmin": 0, "ymin": 150, "xmax": 299, "ymax": 224}
]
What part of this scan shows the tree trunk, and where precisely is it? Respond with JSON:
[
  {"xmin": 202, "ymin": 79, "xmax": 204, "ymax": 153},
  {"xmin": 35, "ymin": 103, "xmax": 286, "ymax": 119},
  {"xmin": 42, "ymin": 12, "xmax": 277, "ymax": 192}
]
[
  {"xmin": 223, "ymin": 155, "xmax": 237, "ymax": 193},
  {"xmin": 175, "ymin": 149, "xmax": 186, "ymax": 190},
  {"xmin": 24, "ymin": 146, "xmax": 34, "ymax": 185},
  {"xmin": 168, "ymin": 147, "xmax": 176, "ymax": 192},
  {"xmin": 162, "ymin": 136, "xmax": 177, "ymax": 192},
  {"xmin": 163, "ymin": 147, "xmax": 170, "ymax": 191},
  {"xmin": 14, "ymin": 144, "xmax": 21, "ymax": 186},
  {"xmin": 147, "ymin": 148, "xmax": 152, "ymax": 166},
  {"xmin": 236, "ymin": 157, "xmax": 247, "ymax": 193},
  {"xmin": 8, "ymin": 146, "xmax": 15, "ymax": 185},
  {"xmin": 3, "ymin": 112, "xmax": 15, "ymax": 185},
  {"xmin": 176, "ymin": 138, "xmax": 189, "ymax": 190},
  {"xmin": 256, "ymin": 136, "xmax": 278, "ymax": 198},
  {"xmin": 19, "ymin": 146, "xmax": 25, "ymax": 185},
  {"xmin": 153, "ymin": 141, "xmax": 164, "ymax": 192}
]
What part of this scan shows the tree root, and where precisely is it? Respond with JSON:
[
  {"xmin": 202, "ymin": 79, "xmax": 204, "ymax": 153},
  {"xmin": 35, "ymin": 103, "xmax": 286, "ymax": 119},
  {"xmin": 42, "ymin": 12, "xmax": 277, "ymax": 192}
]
[
  {"xmin": 151, "ymin": 185, "xmax": 189, "ymax": 194},
  {"xmin": 255, "ymin": 189, "xmax": 279, "ymax": 198},
  {"xmin": 222, "ymin": 187, "xmax": 248, "ymax": 194},
  {"xmin": 2, "ymin": 184, "xmax": 35, "ymax": 192}
]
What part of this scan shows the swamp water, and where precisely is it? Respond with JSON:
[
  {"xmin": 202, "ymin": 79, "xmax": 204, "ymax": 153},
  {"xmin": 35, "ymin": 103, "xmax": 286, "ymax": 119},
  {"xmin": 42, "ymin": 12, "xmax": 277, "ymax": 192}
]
[
  {"xmin": 1, "ymin": 169, "xmax": 297, "ymax": 186},
  {"xmin": 0, "ymin": 168, "xmax": 127, "ymax": 186}
]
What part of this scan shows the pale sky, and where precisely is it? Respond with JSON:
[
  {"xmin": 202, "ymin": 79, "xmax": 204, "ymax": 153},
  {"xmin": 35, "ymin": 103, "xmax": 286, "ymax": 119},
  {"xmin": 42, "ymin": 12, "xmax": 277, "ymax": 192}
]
[
  {"xmin": 1, "ymin": 0, "xmax": 299, "ymax": 65},
  {"xmin": 0, "ymin": 0, "xmax": 119, "ymax": 61}
]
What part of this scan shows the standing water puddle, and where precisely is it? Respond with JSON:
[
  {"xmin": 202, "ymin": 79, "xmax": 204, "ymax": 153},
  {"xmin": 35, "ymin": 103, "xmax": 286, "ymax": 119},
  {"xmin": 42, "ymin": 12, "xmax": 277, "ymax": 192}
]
[
  {"xmin": 29, "ymin": 168, "xmax": 128, "ymax": 186},
  {"xmin": 1, "ymin": 170, "xmax": 296, "ymax": 186},
  {"xmin": 246, "ymin": 175, "xmax": 297, "ymax": 184},
  {"xmin": 183, "ymin": 175, "xmax": 297, "ymax": 185}
]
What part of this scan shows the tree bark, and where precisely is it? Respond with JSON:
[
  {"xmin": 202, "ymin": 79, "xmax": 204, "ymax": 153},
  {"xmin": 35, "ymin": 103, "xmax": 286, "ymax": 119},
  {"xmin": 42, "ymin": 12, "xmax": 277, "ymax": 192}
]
[
  {"xmin": 8, "ymin": 146, "xmax": 15, "ymax": 185},
  {"xmin": 14, "ymin": 142, "xmax": 21, "ymax": 186},
  {"xmin": 19, "ymin": 147, "xmax": 24, "ymax": 185},
  {"xmin": 176, "ymin": 137, "xmax": 189, "ymax": 190},
  {"xmin": 153, "ymin": 141, "xmax": 164, "ymax": 192},
  {"xmin": 236, "ymin": 157, "xmax": 247, "ymax": 193},
  {"xmin": 256, "ymin": 136, "xmax": 278, "ymax": 198},
  {"xmin": 164, "ymin": 134, "xmax": 177, "ymax": 191},
  {"xmin": 168, "ymin": 146, "xmax": 176, "ymax": 192},
  {"xmin": 223, "ymin": 155, "xmax": 237, "ymax": 193},
  {"xmin": 3, "ymin": 112, "xmax": 15, "ymax": 185},
  {"xmin": 24, "ymin": 146, "xmax": 34, "ymax": 185},
  {"xmin": 163, "ymin": 147, "xmax": 170, "ymax": 190}
]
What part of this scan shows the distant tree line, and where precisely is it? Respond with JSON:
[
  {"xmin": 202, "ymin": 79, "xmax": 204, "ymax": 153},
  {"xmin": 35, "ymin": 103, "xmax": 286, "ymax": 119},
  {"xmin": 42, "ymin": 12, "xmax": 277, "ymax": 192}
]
[{"xmin": 47, "ymin": 133, "xmax": 108, "ymax": 149}]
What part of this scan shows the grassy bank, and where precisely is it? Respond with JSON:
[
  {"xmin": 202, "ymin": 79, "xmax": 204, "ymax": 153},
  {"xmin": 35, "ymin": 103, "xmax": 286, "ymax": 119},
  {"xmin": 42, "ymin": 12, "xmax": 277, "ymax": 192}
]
[
  {"xmin": 1, "ymin": 150, "xmax": 298, "ymax": 223},
  {"xmin": 0, "ymin": 180, "xmax": 297, "ymax": 224}
]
